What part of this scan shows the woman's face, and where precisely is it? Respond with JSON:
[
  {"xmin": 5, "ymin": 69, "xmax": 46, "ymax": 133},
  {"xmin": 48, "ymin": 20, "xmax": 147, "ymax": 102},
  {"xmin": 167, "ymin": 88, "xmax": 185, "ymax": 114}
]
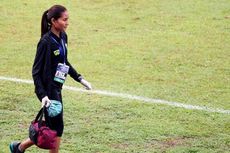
[{"xmin": 52, "ymin": 11, "xmax": 69, "ymax": 32}]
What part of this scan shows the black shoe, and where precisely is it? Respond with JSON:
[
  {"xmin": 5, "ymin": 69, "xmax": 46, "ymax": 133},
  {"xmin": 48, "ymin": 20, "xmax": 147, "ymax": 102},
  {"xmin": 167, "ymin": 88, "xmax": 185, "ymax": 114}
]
[{"xmin": 9, "ymin": 142, "xmax": 24, "ymax": 153}]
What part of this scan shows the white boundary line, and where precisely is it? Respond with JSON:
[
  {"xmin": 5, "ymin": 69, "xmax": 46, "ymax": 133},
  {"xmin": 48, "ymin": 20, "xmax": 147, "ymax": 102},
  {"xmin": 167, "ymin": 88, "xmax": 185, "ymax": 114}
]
[{"xmin": 0, "ymin": 76, "xmax": 229, "ymax": 114}]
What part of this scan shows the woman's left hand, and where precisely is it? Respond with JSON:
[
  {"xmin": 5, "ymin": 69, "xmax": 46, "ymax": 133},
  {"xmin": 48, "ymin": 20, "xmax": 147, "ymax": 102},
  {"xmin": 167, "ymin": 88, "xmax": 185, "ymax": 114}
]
[{"xmin": 80, "ymin": 79, "xmax": 92, "ymax": 90}]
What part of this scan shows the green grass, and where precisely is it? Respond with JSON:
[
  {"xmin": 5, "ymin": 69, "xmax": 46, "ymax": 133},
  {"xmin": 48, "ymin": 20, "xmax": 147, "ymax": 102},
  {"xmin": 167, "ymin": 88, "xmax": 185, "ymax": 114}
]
[{"xmin": 0, "ymin": 0, "xmax": 229, "ymax": 152}]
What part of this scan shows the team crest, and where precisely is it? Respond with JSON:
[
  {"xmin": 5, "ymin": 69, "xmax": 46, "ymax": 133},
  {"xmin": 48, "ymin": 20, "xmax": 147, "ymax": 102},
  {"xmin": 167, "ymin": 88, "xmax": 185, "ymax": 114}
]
[{"xmin": 54, "ymin": 50, "xmax": 60, "ymax": 56}]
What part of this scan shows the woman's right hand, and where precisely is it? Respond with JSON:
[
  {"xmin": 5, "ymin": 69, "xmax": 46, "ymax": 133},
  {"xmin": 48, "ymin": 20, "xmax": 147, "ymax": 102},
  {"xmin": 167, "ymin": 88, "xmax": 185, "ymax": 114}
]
[{"xmin": 41, "ymin": 96, "xmax": 51, "ymax": 107}]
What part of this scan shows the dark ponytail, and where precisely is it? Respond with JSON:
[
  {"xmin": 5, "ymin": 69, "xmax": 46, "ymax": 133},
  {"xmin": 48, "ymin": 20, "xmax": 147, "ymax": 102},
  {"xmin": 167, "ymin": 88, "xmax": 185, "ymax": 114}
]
[
  {"xmin": 41, "ymin": 10, "xmax": 50, "ymax": 37},
  {"xmin": 41, "ymin": 5, "xmax": 67, "ymax": 37}
]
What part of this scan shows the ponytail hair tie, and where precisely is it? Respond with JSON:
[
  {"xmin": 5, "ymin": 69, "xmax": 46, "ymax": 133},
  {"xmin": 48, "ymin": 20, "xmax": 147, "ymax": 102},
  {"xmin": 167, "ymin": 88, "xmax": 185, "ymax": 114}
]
[
  {"xmin": 46, "ymin": 10, "xmax": 49, "ymax": 18},
  {"xmin": 46, "ymin": 10, "xmax": 50, "ymax": 25},
  {"xmin": 46, "ymin": 11, "xmax": 49, "ymax": 18}
]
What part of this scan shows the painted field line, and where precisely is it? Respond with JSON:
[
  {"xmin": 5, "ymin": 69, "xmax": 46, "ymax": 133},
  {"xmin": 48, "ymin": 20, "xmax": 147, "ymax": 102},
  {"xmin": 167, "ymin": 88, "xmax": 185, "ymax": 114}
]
[{"xmin": 0, "ymin": 76, "xmax": 229, "ymax": 114}]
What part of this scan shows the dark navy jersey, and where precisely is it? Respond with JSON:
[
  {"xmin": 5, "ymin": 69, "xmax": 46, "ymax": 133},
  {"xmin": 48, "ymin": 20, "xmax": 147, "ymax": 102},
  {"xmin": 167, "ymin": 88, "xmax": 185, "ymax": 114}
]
[{"xmin": 32, "ymin": 30, "xmax": 83, "ymax": 101}]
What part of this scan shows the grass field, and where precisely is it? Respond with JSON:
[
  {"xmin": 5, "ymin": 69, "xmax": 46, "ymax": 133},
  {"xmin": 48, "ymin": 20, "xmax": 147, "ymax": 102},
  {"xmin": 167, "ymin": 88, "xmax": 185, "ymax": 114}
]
[{"xmin": 0, "ymin": 0, "xmax": 229, "ymax": 152}]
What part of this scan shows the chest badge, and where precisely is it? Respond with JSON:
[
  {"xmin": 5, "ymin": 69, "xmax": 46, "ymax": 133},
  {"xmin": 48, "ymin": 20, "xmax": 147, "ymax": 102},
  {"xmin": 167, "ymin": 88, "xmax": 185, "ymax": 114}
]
[{"xmin": 53, "ymin": 50, "xmax": 60, "ymax": 56}]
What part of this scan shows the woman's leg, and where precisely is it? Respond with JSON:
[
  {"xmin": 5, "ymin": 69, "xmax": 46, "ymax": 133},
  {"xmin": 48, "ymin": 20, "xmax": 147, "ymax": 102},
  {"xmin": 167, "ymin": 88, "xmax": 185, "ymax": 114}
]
[
  {"xmin": 49, "ymin": 137, "xmax": 61, "ymax": 153},
  {"xmin": 48, "ymin": 89, "xmax": 63, "ymax": 153},
  {"xmin": 18, "ymin": 138, "xmax": 34, "ymax": 151}
]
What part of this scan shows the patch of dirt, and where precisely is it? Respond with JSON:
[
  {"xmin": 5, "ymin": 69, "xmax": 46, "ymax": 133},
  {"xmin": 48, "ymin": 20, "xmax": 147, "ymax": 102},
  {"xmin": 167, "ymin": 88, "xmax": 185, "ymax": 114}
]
[
  {"xmin": 145, "ymin": 136, "xmax": 194, "ymax": 151},
  {"xmin": 110, "ymin": 136, "xmax": 194, "ymax": 151}
]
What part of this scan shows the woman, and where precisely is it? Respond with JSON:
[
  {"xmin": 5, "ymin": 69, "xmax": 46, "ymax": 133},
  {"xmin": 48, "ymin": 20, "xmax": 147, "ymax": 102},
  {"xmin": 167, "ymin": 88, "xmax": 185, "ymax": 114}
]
[{"xmin": 10, "ymin": 5, "xmax": 92, "ymax": 153}]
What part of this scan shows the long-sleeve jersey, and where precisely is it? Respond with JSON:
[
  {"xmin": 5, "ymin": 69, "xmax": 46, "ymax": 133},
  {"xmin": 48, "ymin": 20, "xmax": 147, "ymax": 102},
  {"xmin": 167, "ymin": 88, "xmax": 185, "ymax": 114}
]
[{"xmin": 32, "ymin": 31, "xmax": 82, "ymax": 101}]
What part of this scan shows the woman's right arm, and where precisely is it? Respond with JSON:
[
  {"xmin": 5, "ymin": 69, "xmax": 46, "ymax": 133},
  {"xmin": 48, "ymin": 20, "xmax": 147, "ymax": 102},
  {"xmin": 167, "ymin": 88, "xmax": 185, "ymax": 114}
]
[{"xmin": 32, "ymin": 40, "xmax": 47, "ymax": 101}]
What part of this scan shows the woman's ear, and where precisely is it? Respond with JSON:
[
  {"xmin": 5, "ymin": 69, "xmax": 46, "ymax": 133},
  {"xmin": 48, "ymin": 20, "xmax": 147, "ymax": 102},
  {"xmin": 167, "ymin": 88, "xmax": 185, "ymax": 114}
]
[{"xmin": 51, "ymin": 18, "xmax": 56, "ymax": 25}]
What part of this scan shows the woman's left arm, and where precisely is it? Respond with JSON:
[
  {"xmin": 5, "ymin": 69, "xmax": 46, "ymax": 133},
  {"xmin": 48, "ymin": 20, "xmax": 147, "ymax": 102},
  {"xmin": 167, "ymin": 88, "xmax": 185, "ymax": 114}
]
[
  {"xmin": 66, "ymin": 59, "xmax": 82, "ymax": 82},
  {"xmin": 64, "ymin": 33, "xmax": 92, "ymax": 89},
  {"xmin": 66, "ymin": 60, "xmax": 92, "ymax": 90}
]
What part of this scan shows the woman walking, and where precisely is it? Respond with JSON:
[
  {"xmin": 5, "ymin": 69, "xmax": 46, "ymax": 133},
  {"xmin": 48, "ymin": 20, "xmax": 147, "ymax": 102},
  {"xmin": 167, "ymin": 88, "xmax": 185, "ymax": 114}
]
[{"xmin": 10, "ymin": 5, "xmax": 92, "ymax": 153}]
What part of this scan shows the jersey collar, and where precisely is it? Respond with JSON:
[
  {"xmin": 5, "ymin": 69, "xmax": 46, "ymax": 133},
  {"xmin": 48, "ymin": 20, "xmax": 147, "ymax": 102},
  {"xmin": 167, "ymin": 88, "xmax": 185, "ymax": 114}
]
[{"xmin": 49, "ymin": 31, "xmax": 64, "ymax": 43}]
